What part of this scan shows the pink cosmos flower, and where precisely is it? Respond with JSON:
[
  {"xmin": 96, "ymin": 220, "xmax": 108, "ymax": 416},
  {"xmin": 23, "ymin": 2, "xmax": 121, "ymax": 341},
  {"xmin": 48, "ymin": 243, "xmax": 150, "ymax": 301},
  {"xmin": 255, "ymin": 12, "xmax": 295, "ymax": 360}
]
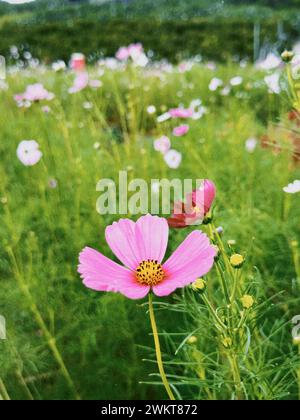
[
  {"xmin": 17, "ymin": 140, "xmax": 42, "ymax": 166},
  {"xmin": 68, "ymin": 72, "xmax": 89, "ymax": 94},
  {"xmin": 169, "ymin": 108, "xmax": 194, "ymax": 119},
  {"xmin": 173, "ymin": 124, "xmax": 190, "ymax": 137},
  {"xmin": 154, "ymin": 136, "xmax": 171, "ymax": 154},
  {"xmin": 116, "ymin": 46, "xmax": 130, "ymax": 61},
  {"xmin": 116, "ymin": 43, "xmax": 145, "ymax": 62},
  {"xmin": 78, "ymin": 214, "xmax": 216, "ymax": 299},
  {"xmin": 168, "ymin": 180, "xmax": 217, "ymax": 228},
  {"xmin": 128, "ymin": 43, "xmax": 144, "ymax": 59},
  {"xmin": 15, "ymin": 84, "xmax": 55, "ymax": 103}
]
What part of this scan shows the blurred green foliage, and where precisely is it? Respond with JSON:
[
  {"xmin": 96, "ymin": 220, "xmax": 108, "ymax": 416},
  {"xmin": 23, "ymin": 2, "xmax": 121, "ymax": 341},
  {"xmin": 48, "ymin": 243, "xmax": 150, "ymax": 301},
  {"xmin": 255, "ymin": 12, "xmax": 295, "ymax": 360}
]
[
  {"xmin": 0, "ymin": 1, "xmax": 299, "ymax": 62},
  {"xmin": 0, "ymin": 17, "xmax": 299, "ymax": 63}
]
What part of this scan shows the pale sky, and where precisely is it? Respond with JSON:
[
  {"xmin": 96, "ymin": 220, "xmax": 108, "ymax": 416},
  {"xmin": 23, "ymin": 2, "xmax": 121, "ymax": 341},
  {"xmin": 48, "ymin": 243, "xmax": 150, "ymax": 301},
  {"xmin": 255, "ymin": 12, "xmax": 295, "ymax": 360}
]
[{"xmin": 1, "ymin": 0, "xmax": 36, "ymax": 4}]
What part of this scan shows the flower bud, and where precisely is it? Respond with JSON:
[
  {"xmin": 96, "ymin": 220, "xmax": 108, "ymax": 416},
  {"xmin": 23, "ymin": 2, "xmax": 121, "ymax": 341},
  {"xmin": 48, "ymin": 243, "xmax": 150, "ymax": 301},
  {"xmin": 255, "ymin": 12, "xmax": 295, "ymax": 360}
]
[
  {"xmin": 222, "ymin": 337, "xmax": 232, "ymax": 348},
  {"xmin": 291, "ymin": 240, "xmax": 299, "ymax": 248},
  {"xmin": 230, "ymin": 254, "xmax": 245, "ymax": 269},
  {"xmin": 187, "ymin": 335, "xmax": 198, "ymax": 345},
  {"xmin": 281, "ymin": 50, "xmax": 294, "ymax": 63},
  {"xmin": 240, "ymin": 295, "xmax": 254, "ymax": 309},
  {"xmin": 192, "ymin": 278, "xmax": 207, "ymax": 293},
  {"xmin": 293, "ymin": 336, "xmax": 300, "ymax": 346}
]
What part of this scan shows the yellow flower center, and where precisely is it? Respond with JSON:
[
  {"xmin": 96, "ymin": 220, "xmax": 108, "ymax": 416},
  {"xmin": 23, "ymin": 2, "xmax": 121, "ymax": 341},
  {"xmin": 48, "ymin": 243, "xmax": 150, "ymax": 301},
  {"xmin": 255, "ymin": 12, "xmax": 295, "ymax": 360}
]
[{"xmin": 136, "ymin": 260, "xmax": 165, "ymax": 286}]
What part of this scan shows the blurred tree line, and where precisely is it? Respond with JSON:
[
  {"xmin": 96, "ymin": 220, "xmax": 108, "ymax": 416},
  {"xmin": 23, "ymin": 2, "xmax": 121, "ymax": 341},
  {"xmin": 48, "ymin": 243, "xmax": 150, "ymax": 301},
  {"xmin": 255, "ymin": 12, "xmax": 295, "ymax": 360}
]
[{"xmin": 0, "ymin": 0, "xmax": 299, "ymax": 63}]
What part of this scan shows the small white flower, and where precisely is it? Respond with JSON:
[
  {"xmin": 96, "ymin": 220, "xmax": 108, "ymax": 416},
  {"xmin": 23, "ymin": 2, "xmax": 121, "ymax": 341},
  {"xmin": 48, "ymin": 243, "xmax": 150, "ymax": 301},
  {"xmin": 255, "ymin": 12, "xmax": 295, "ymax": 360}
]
[
  {"xmin": 256, "ymin": 53, "xmax": 281, "ymax": 71},
  {"xmin": 245, "ymin": 137, "xmax": 258, "ymax": 153},
  {"xmin": 283, "ymin": 180, "xmax": 300, "ymax": 194},
  {"xmin": 48, "ymin": 178, "xmax": 58, "ymax": 189},
  {"xmin": 264, "ymin": 73, "xmax": 281, "ymax": 94},
  {"xmin": 230, "ymin": 76, "xmax": 243, "ymax": 86},
  {"xmin": 209, "ymin": 77, "xmax": 223, "ymax": 91},
  {"xmin": 17, "ymin": 140, "xmax": 42, "ymax": 166},
  {"xmin": 157, "ymin": 112, "xmax": 171, "ymax": 123},
  {"xmin": 206, "ymin": 62, "xmax": 216, "ymax": 71},
  {"xmin": 147, "ymin": 105, "xmax": 156, "ymax": 115},
  {"xmin": 190, "ymin": 99, "xmax": 202, "ymax": 109},
  {"xmin": 83, "ymin": 101, "xmax": 93, "ymax": 110},
  {"xmin": 52, "ymin": 60, "xmax": 66, "ymax": 72},
  {"xmin": 164, "ymin": 149, "xmax": 182, "ymax": 169},
  {"xmin": 220, "ymin": 86, "xmax": 231, "ymax": 96}
]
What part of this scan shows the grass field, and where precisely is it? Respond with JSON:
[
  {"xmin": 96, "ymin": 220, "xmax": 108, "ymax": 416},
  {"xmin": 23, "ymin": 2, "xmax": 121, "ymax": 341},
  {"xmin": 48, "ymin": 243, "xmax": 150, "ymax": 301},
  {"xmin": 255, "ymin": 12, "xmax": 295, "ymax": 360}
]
[{"xmin": 0, "ymin": 54, "xmax": 300, "ymax": 400}]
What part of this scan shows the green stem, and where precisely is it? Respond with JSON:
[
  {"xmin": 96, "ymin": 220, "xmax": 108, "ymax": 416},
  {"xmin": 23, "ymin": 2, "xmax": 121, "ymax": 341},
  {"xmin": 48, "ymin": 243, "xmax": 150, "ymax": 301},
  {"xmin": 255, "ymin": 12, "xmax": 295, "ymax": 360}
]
[
  {"xmin": 201, "ymin": 293, "xmax": 227, "ymax": 330},
  {"xmin": 287, "ymin": 64, "xmax": 298, "ymax": 105},
  {"xmin": 216, "ymin": 262, "xmax": 231, "ymax": 304},
  {"xmin": 211, "ymin": 223, "xmax": 235, "ymax": 278},
  {"xmin": 15, "ymin": 370, "xmax": 34, "ymax": 400},
  {"xmin": 230, "ymin": 269, "xmax": 240, "ymax": 303},
  {"xmin": 6, "ymin": 246, "xmax": 80, "ymax": 400},
  {"xmin": 228, "ymin": 351, "xmax": 244, "ymax": 400},
  {"xmin": 148, "ymin": 293, "xmax": 175, "ymax": 400},
  {"xmin": 0, "ymin": 378, "xmax": 10, "ymax": 400}
]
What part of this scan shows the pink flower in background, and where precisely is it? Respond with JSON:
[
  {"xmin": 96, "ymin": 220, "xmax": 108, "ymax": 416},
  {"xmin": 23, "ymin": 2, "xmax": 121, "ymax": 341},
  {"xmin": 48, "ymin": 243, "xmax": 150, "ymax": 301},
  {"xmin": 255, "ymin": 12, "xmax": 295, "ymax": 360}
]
[
  {"xmin": 169, "ymin": 108, "xmax": 194, "ymax": 119},
  {"xmin": 17, "ymin": 140, "xmax": 42, "ymax": 166},
  {"xmin": 115, "ymin": 43, "xmax": 148, "ymax": 66},
  {"xmin": 178, "ymin": 62, "xmax": 193, "ymax": 73},
  {"xmin": 164, "ymin": 149, "xmax": 182, "ymax": 168},
  {"xmin": 15, "ymin": 84, "xmax": 55, "ymax": 103},
  {"xmin": 168, "ymin": 180, "xmax": 217, "ymax": 228},
  {"xmin": 128, "ymin": 43, "xmax": 143, "ymax": 59},
  {"xmin": 116, "ymin": 46, "xmax": 130, "ymax": 61},
  {"xmin": 69, "ymin": 72, "xmax": 89, "ymax": 94},
  {"xmin": 173, "ymin": 124, "xmax": 189, "ymax": 137},
  {"xmin": 70, "ymin": 53, "xmax": 86, "ymax": 72},
  {"xmin": 154, "ymin": 136, "xmax": 171, "ymax": 154},
  {"xmin": 192, "ymin": 180, "xmax": 216, "ymax": 216},
  {"xmin": 78, "ymin": 214, "xmax": 216, "ymax": 299}
]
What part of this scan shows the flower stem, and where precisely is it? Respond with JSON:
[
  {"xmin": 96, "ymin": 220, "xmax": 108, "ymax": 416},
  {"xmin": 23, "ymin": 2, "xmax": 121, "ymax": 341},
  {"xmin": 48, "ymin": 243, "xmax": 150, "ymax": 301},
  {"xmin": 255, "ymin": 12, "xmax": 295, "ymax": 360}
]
[
  {"xmin": 148, "ymin": 293, "xmax": 175, "ymax": 400},
  {"xmin": 201, "ymin": 293, "xmax": 227, "ymax": 330},
  {"xmin": 6, "ymin": 246, "xmax": 80, "ymax": 400},
  {"xmin": 0, "ymin": 378, "xmax": 10, "ymax": 400},
  {"xmin": 228, "ymin": 351, "xmax": 244, "ymax": 400}
]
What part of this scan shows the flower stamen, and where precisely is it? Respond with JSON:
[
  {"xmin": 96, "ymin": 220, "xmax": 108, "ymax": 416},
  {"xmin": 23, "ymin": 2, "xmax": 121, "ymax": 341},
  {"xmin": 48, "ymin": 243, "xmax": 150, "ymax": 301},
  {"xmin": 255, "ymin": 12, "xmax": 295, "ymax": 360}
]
[{"xmin": 136, "ymin": 260, "xmax": 165, "ymax": 286}]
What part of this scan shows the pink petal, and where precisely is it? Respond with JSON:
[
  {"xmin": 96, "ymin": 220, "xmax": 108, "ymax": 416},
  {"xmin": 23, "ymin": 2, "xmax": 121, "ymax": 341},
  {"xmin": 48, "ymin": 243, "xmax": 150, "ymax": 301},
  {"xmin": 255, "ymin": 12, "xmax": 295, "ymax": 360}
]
[
  {"xmin": 118, "ymin": 280, "xmax": 150, "ymax": 300},
  {"xmin": 78, "ymin": 246, "xmax": 132, "ymax": 292},
  {"xmin": 136, "ymin": 214, "xmax": 169, "ymax": 263},
  {"xmin": 78, "ymin": 247, "xmax": 149, "ymax": 299},
  {"xmin": 153, "ymin": 231, "xmax": 216, "ymax": 296},
  {"xmin": 105, "ymin": 219, "xmax": 142, "ymax": 270}
]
